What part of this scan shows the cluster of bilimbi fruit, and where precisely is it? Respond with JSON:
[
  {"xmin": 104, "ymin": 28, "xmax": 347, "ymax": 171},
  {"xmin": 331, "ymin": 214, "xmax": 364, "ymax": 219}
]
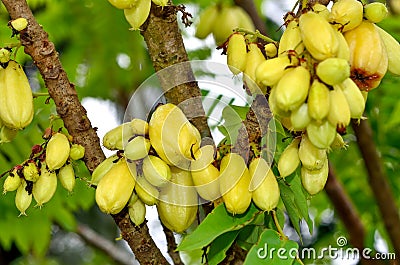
[
  {"xmin": 107, "ymin": 0, "xmax": 168, "ymax": 30},
  {"xmin": 3, "ymin": 129, "xmax": 85, "ymax": 216},
  {"xmin": 224, "ymin": 0, "xmax": 400, "ymax": 196},
  {"xmin": 94, "ymin": 103, "xmax": 281, "ymax": 232}
]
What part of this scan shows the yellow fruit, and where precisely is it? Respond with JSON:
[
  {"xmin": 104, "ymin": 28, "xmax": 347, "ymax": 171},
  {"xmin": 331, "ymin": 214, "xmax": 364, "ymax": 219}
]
[
  {"xmin": 345, "ymin": 21, "xmax": 388, "ymax": 91},
  {"xmin": 58, "ymin": 163, "xmax": 76, "ymax": 192},
  {"xmin": 307, "ymin": 79, "xmax": 330, "ymax": 122},
  {"xmin": 46, "ymin": 133, "xmax": 70, "ymax": 171},
  {"xmin": 124, "ymin": 0, "xmax": 151, "ymax": 30},
  {"xmin": 0, "ymin": 48, "xmax": 11, "ymax": 64},
  {"xmin": 227, "ymin": 33, "xmax": 247, "ymax": 75},
  {"xmin": 364, "ymin": 2, "xmax": 388, "ymax": 23},
  {"xmin": 152, "ymin": 0, "xmax": 168, "ymax": 7},
  {"xmin": 336, "ymin": 78, "xmax": 365, "ymax": 119},
  {"xmin": 255, "ymin": 55, "xmax": 296, "ymax": 87},
  {"xmin": 15, "ymin": 180, "xmax": 32, "ymax": 216},
  {"xmin": 219, "ymin": 153, "xmax": 252, "ymax": 215},
  {"xmin": 135, "ymin": 176, "xmax": 159, "ymax": 206},
  {"xmin": 327, "ymin": 87, "xmax": 351, "ymax": 129},
  {"xmin": 312, "ymin": 3, "xmax": 330, "ymax": 20},
  {"xmin": 301, "ymin": 161, "xmax": 329, "ymax": 195},
  {"xmin": 268, "ymin": 87, "xmax": 290, "ymax": 118},
  {"xmin": 334, "ymin": 29, "xmax": 350, "ymax": 61},
  {"xmin": 290, "ymin": 103, "xmax": 310, "ymax": 131},
  {"xmin": 275, "ymin": 66, "xmax": 310, "ymax": 112},
  {"xmin": 128, "ymin": 198, "xmax": 146, "ymax": 226},
  {"xmin": 3, "ymin": 170, "xmax": 21, "ymax": 194},
  {"xmin": 277, "ymin": 138, "xmax": 301, "ymax": 178},
  {"xmin": 191, "ymin": 163, "xmax": 220, "ymax": 201},
  {"xmin": 316, "ymin": 58, "xmax": 350, "ymax": 86},
  {"xmin": 23, "ymin": 162, "xmax": 39, "ymax": 182},
  {"xmin": 95, "ymin": 158, "xmax": 136, "ymax": 214},
  {"xmin": 278, "ymin": 20, "xmax": 304, "ymax": 56},
  {"xmin": 250, "ymin": 159, "xmax": 280, "ymax": 212},
  {"xmin": 10, "ymin": 18, "xmax": 28, "ymax": 31},
  {"xmin": 243, "ymin": 43, "xmax": 266, "ymax": 94},
  {"xmin": 195, "ymin": 5, "xmax": 219, "ymax": 39},
  {"xmin": 90, "ymin": 154, "xmax": 119, "ymax": 186},
  {"xmin": 103, "ymin": 122, "xmax": 132, "ymax": 151},
  {"xmin": 69, "ymin": 144, "xmax": 85, "ymax": 160},
  {"xmin": 298, "ymin": 135, "xmax": 327, "ymax": 171},
  {"xmin": 375, "ymin": 25, "xmax": 400, "ymax": 76},
  {"xmin": 32, "ymin": 167, "xmax": 57, "ymax": 207},
  {"xmin": 157, "ymin": 167, "xmax": 198, "ymax": 233},
  {"xmin": 149, "ymin": 103, "xmax": 200, "ymax": 168},
  {"xmin": 299, "ymin": 11, "xmax": 339, "ymax": 60},
  {"xmin": 0, "ymin": 61, "xmax": 34, "ymax": 130},
  {"xmin": 330, "ymin": 0, "xmax": 363, "ymax": 32},
  {"xmin": 248, "ymin": 156, "xmax": 271, "ymax": 191},
  {"xmin": 191, "ymin": 144, "xmax": 215, "ymax": 172},
  {"xmin": 306, "ymin": 120, "xmax": 336, "ymax": 149},
  {"xmin": 107, "ymin": 0, "xmax": 138, "ymax": 9},
  {"xmin": 124, "ymin": 136, "xmax": 150, "ymax": 161},
  {"xmin": 142, "ymin": 155, "xmax": 171, "ymax": 187},
  {"xmin": 264, "ymin": 43, "xmax": 277, "ymax": 58},
  {"xmin": 129, "ymin": 118, "xmax": 149, "ymax": 135}
]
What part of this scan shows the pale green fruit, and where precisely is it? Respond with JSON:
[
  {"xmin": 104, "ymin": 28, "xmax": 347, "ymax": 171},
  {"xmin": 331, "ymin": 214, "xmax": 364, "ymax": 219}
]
[
  {"xmin": 277, "ymin": 138, "xmax": 301, "ymax": 178},
  {"xmin": 124, "ymin": 136, "xmax": 150, "ymax": 161},
  {"xmin": 135, "ymin": 176, "xmax": 159, "ymax": 206},
  {"xmin": 330, "ymin": 0, "xmax": 363, "ymax": 32},
  {"xmin": 327, "ymin": 87, "xmax": 351, "ymax": 129},
  {"xmin": 0, "ymin": 125, "xmax": 18, "ymax": 143},
  {"xmin": 364, "ymin": 2, "xmax": 388, "ymax": 23},
  {"xmin": 46, "ymin": 133, "xmax": 70, "ymax": 170},
  {"xmin": 195, "ymin": 5, "xmax": 218, "ymax": 39},
  {"xmin": 152, "ymin": 0, "xmax": 168, "ymax": 7},
  {"xmin": 316, "ymin": 58, "xmax": 350, "ymax": 86},
  {"xmin": 306, "ymin": 121, "xmax": 336, "ymax": 149},
  {"xmin": 290, "ymin": 103, "xmax": 311, "ymax": 131},
  {"xmin": 0, "ymin": 48, "xmax": 11, "ymax": 64},
  {"xmin": 69, "ymin": 144, "xmax": 85, "ymax": 160},
  {"xmin": 3, "ymin": 170, "xmax": 21, "ymax": 194},
  {"xmin": 307, "ymin": 79, "xmax": 330, "ymax": 122},
  {"xmin": 128, "ymin": 198, "xmax": 146, "ymax": 226},
  {"xmin": 10, "ymin": 18, "xmax": 28, "ymax": 31},
  {"xmin": 375, "ymin": 25, "xmax": 400, "ymax": 76},
  {"xmin": 227, "ymin": 33, "xmax": 247, "ymax": 75},
  {"xmin": 298, "ymin": 135, "xmax": 327, "ymax": 171},
  {"xmin": 129, "ymin": 118, "xmax": 149, "ymax": 135},
  {"xmin": 336, "ymin": 78, "xmax": 365, "ymax": 119},
  {"xmin": 15, "ymin": 180, "xmax": 32, "ymax": 216},
  {"xmin": 90, "ymin": 154, "xmax": 119, "ymax": 186},
  {"xmin": 301, "ymin": 161, "xmax": 329, "ymax": 195},
  {"xmin": 23, "ymin": 162, "xmax": 39, "ymax": 182},
  {"xmin": 278, "ymin": 20, "xmax": 304, "ymax": 56},
  {"xmin": 124, "ymin": 0, "xmax": 151, "ymax": 30},
  {"xmin": 191, "ymin": 163, "xmax": 220, "ymax": 201},
  {"xmin": 107, "ymin": 0, "xmax": 138, "ymax": 9},
  {"xmin": 58, "ymin": 163, "xmax": 76, "ymax": 193},
  {"xmin": 255, "ymin": 56, "xmax": 296, "ymax": 87},
  {"xmin": 32, "ymin": 167, "xmax": 57, "ymax": 207},
  {"xmin": 142, "ymin": 155, "xmax": 171, "ymax": 187},
  {"xmin": 191, "ymin": 144, "xmax": 215, "ymax": 172}
]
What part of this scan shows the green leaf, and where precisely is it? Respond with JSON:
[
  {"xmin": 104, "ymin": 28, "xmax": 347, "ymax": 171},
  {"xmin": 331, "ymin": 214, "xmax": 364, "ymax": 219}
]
[
  {"xmin": 244, "ymin": 229, "xmax": 299, "ymax": 265},
  {"xmin": 207, "ymin": 230, "xmax": 240, "ymax": 265},
  {"xmin": 237, "ymin": 225, "xmax": 264, "ymax": 251},
  {"xmin": 177, "ymin": 203, "xmax": 262, "ymax": 251},
  {"xmin": 279, "ymin": 181, "xmax": 302, "ymax": 240}
]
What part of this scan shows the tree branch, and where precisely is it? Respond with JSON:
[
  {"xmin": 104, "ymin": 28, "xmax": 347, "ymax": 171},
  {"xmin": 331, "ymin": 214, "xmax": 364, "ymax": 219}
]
[
  {"xmin": 0, "ymin": 1, "xmax": 168, "ymax": 264},
  {"xmin": 352, "ymin": 119, "xmax": 400, "ymax": 260},
  {"xmin": 161, "ymin": 222, "xmax": 184, "ymax": 265}
]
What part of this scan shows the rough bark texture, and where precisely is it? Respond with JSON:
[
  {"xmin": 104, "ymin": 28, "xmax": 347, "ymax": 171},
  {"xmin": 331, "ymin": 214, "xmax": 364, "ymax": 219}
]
[
  {"xmin": 1, "ymin": 1, "xmax": 169, "ymax": 264},
  {"xmin": 352, "ymin": 119, "xmax": 400, "ymax": 261}
]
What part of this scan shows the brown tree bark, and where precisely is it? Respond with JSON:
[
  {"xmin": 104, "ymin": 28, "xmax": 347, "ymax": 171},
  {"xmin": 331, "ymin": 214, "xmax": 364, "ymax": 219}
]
[{"xmin": 0, "ymin": 0, "xmax": 168, "ymax": 264}]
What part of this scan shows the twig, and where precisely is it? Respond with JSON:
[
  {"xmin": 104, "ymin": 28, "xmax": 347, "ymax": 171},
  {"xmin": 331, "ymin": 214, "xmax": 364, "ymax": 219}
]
[
  {"xmin": 352, "ymin": 119, "xmax": 400, "ymax": 261},
  {"xmin": 76, "ymin": 223, "xmax": 134, "ymax": 265},
  {"xmin": 233, "ymin": 0, "xmax": 268, "ymax": 35},
  {"xmin": 161, "ymin": 221, "xmax": 184, "ymax": 265},
  {"xmin": 0, "ymin": 1, "xmax": 169, "ymax": 264}
]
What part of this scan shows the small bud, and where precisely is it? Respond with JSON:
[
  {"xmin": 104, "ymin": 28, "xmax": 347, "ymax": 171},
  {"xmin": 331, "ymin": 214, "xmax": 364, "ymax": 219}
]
[
  {"xmin": 10, "ymin": 18, "xmax": 28, "ymax": 32},
  {"xmin": 364, "ymin": 2, "xmax": 388, "ymax": 23},
  {"xmin": 69, "ymin": 144, "xmax": 85, "ymax": 160}
]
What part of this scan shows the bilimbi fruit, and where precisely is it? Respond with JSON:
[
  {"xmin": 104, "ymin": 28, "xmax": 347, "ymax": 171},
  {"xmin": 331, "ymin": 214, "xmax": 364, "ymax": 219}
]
[
  {"xmin": 128, "ymin": 197, "xmax": 146, "ymax": 226},
  {"xmin": 103, "ymin": 123, "xmax": 128, "ymax": 151},
  {"xmin": 0, "ymin": 123, "xmax": 18, "ymax": 143},
  {"xmin": 227, "ymin": 33, "xmax": 247, "ymax": 75},
  {"xmin": 142, "ymin": 155, "xmax": 171, "ymax": 187},
  {"xmin": 278, "ymin": 138, "xmax": 300, "ymax": 178},
  {"xmin": 124, "ymin": 0, "xmax": 151, "ymax": 30},
  {"xmin": 135, "ymin": 176, "xmax": 159, "ymax": 206},
  {"xmin": 255, "ymin": 55, "xmax": 296, "ymax": 87},
  {"xmin": 219, "ymin": 153, "xmax": 252, "ymax": 215},
  {"xmin": 69, "ymin": 144, "xmax": 85, "ymax": 160},
  {"xmin": 107, "ymin": 0, "xmax": 137, "ymax": 9},
  {"xmin": 15, "ymin": 180, "xmax": 31, "ymax": 216},
  {"xmin": 190, "ymin": 144, "xmax": 215, "ymax": 172},
  {"xmin": 307, "ymin": 79, "xmax": 330, "ymax": 122},
  {"xmin": 191, "ymin": 163, "xmax": 220, "ymax": 201},
  {"xmin": 0, "ymin": 48, "xmax": 11, "ymax": 64},
  {"xmin": 0, "ymin": 60, "xmax": 34, "ymax": 130},
  {"xmin": 327, "ymin": 87, "xmax": 351, "ymax": 129},
  {"xmin": 46, "ymin": 132, "xmax": 70, "ymax": 170},
  {"xmin": 316, "ymin": 58, "xmax": 350, "ymax": 86},
  {"xmin": 249, "ymin": 158, "xmax": 280, "ymax": 212},
  {"xmin": 330, "ymin": 0, "xmax": 363, "ymax": 32},
  {"xmin": 298, "ymin": 135, "xmax": 327, "ymax": 171},
  {"xmin": 22, "ymin": 161, "xmax": 39, "ymax": 182},
  {"xmin": 3, "ymin": 169, "xmax": 21, "ymax": 194},
  {"xmin": 376, "ymin": 25, "xmax": 400, "ymax": 76},
  {"xmin": 336, "ymin": 78, "xmax": 365, "ymax": 119},
  {"xmin": 10, "ymin": 18, "xmax": 28, "ymax": 31},
  {"xmin": 290, "ymin": 103, "xmax": 311, "ymax": 131},
  {"xmin": 95, "ymin": 158, "xmax": 136, "ymax": 214},
  {"xmin": 364, "ymin": 2, "xmax": 388, "ymax": 23},
  {"xmin": 151, "ymin": 0, "xmax": 168, "ymax": 7},
  {"xmin": 129, "ymin": 118, "xmax": 149, "ymax": 135},
  {"xmin": 301, "ymin": 160, "xmax": 329, "ymax": 195},
  {"xmin": 90, "ymin": 154, "xmax": 119, "ymax": 186},
  {"xmin": 124, "ymin": 136, "xmax": 150, "ymax": 161},
  {"xmin": 157, "ymin": 167, "xmax": 198, "ymax": 233},
  {"xmin": 243, "ymin": 43, "xmax": 266, "ymax": 94},
  {"xmin": 278, "ymin": 20, "xmax": 304, "ymax": 56},
  {"xmin": 32, "ymin": 167, "xmax": 57, "ymax": 207},
  {"xmin": 306, "ymin": 120, "xmax": 336, "ymax": 149},
  {"xmin": 58, "ymin": 163, "xmax": 76, "ymax": 193},
  {"xmin": 195, "ymin": 5, "xmax": 218, "ymax": 39}
]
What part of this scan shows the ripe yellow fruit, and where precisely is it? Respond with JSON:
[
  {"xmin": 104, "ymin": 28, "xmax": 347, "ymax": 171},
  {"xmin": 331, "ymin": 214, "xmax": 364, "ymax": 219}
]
[
  {"xmin": 195, "ymin": 5, "xmax": 219, "ymax": 39},
  {"xmin": 0, "ymin": 61, "xmax": 34, "ymax": 130},
  {"xmin": 10, "ymin": 18, "xmax": 28, "ymax": 31},
  {"xmin": 301, "ymin": 161, "xmax": 329, "ymax": 195},
  {"xmin": 149, "ymin": 103, "xmax": 200, "ymax": 168},
  {"xmin": 95, "ymin": 158, "xmax": 136, "ymax": 214},
  {"xmin": 135, "ymin": 176, "xmax": 159, "ymax": 206},
  {"xmin": 364, "ymin": 2, "xmax": 388, "ymax": 23},
  {"xmin": 327, "ymin": 87, "xmax": 351, "ymax": 129},
  {"xmin": 336, "ymin": 78, "xmax": 365, "ymax": 119},
  {"xmin": 307, "ymin": 79, "xmax": 330, "ymax": 122},
  {"xmin": 227, "ymin": 33, "xmax": 247, "ymax": 75},
  {"xmin": 69, "ymin": 144, "xmax": 85, "ymax": 160},
  {"xmin": 32, "ymin": 167, "xmax": 57, "ymax": 207},
  {"xmin": 316, "ymin": 58, "xmax": 350, "ymax": 86},
  {"xmin": 248, "ymin": 156, "xmax": 271, "ymax": 191},
  {"xmin": 269, "ymin": 87, "xmax": 290, "ymax": 118},
  {"xmin": 250, "ymin": 158, "xmax": 280, "ymax": 212},
  {"xmin": 306, "ymin": 120, "xmax": 336, "ymax": 149},
  {"xmin": 278, "ymin": 20, "xmax": 304, "ymax": 56},
  {"xmin": 330, "ymin": 0, "xmax": 363, "ymax": 32},
  {"xmin": 15, "ymin": 180, "xmax": 32, "ymax": 216},
  {"xmin": 129, "ymin": 118, "xmax": 149, "ymax": 136},
  {"xmin": 345, "ymin": 21, "xmax": 388, "ymax": 91},
  {"xmin": 312, "ymin": 4, "xmax": 330, "ymax": 21},
  {"xmin": 90, "ymin": 154, "xmax": 119, "ymax": 186},
  {"xmin": 375, "ymin": 25, "xmax": 400, "ymax": 76},
  {"xmin": 334, "ymin": 29, "xmax": 350, "ymax": 61},
  {"xmin": 191, "ymin": 144, "xmax": 215, "ymax": 172},
  {"xmin": 243, "ymin": 43, "xmax": 266, "ymax": 94},
  {"xmin": 191, "ymin": 163, "xmax": 220, "ymax": 201},
  {"xmin": 58, "ymin": 163, "xmax": 76, "ymax": 193},
  {"xmin": 124, "ymin": 0, "xmax": 151, "ymax": 30},
  {"xmin": 46, "ymin": 132, "xmax": 70, "ymax": 171},
  {"xmin": 219, "ymin": 153, "xmax": 252, "ymax": 215},
  {"xmin": 299, "ymin": 11, "xmax": 338, "ymax": 60},
  {"xmin": 157, "ymin": 167, "xmax": 198, "ymax": 233},
  {"xmin": 255, "ymin": 55, "xmax": 296, "ymax": 87},
  {"xmin": 23, "ymin": 162, "xmax": 39, "ymax": 182},
  {"xmin": 107, "ymin": 0, "xmax": 138, "ymax": 9},
  {"xmin": 142, "ymin": 155, "xmax": 171, "ymax": 187},
  {"xmin": 103, "ymin": 123, "xmax": 131, "ymax": 151},
  {"xmin": 277, "ymin": 138, "xmax": 300, "ymax": 178},
  {"xmin": 275, "ymin": 66, "xmax": 310, "ymax": 112},
  {"xmin": 128, "ymin": 197, "xmax": 146, "ymax": 226},
  {"xmin": 3, "ymin": 170, "xmax": 21, "ymax": 194},
  {"xmin": 290, "ymin": 103, "xmax": 311, "ymax": 131},
  {"xmin": 124, "ymin": 136, "xmax": 150, "ymax": 161},
  {"xmin": 264, "ymin": 43, "xmax": 278, "ymax": 58},
  {"xmin": 298, "ymin": 135, "xmax": 327, "ymax": 171}
]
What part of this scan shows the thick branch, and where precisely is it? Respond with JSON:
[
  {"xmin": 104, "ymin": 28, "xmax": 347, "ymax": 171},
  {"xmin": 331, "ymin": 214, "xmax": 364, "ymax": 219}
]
[
  {"xmin": 352, "ymin": 119, "xmax": 400, "ymax": 259},
  {"xmin": 1, "ymin": 1, "xmax": 168, "ymax": 264}
]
